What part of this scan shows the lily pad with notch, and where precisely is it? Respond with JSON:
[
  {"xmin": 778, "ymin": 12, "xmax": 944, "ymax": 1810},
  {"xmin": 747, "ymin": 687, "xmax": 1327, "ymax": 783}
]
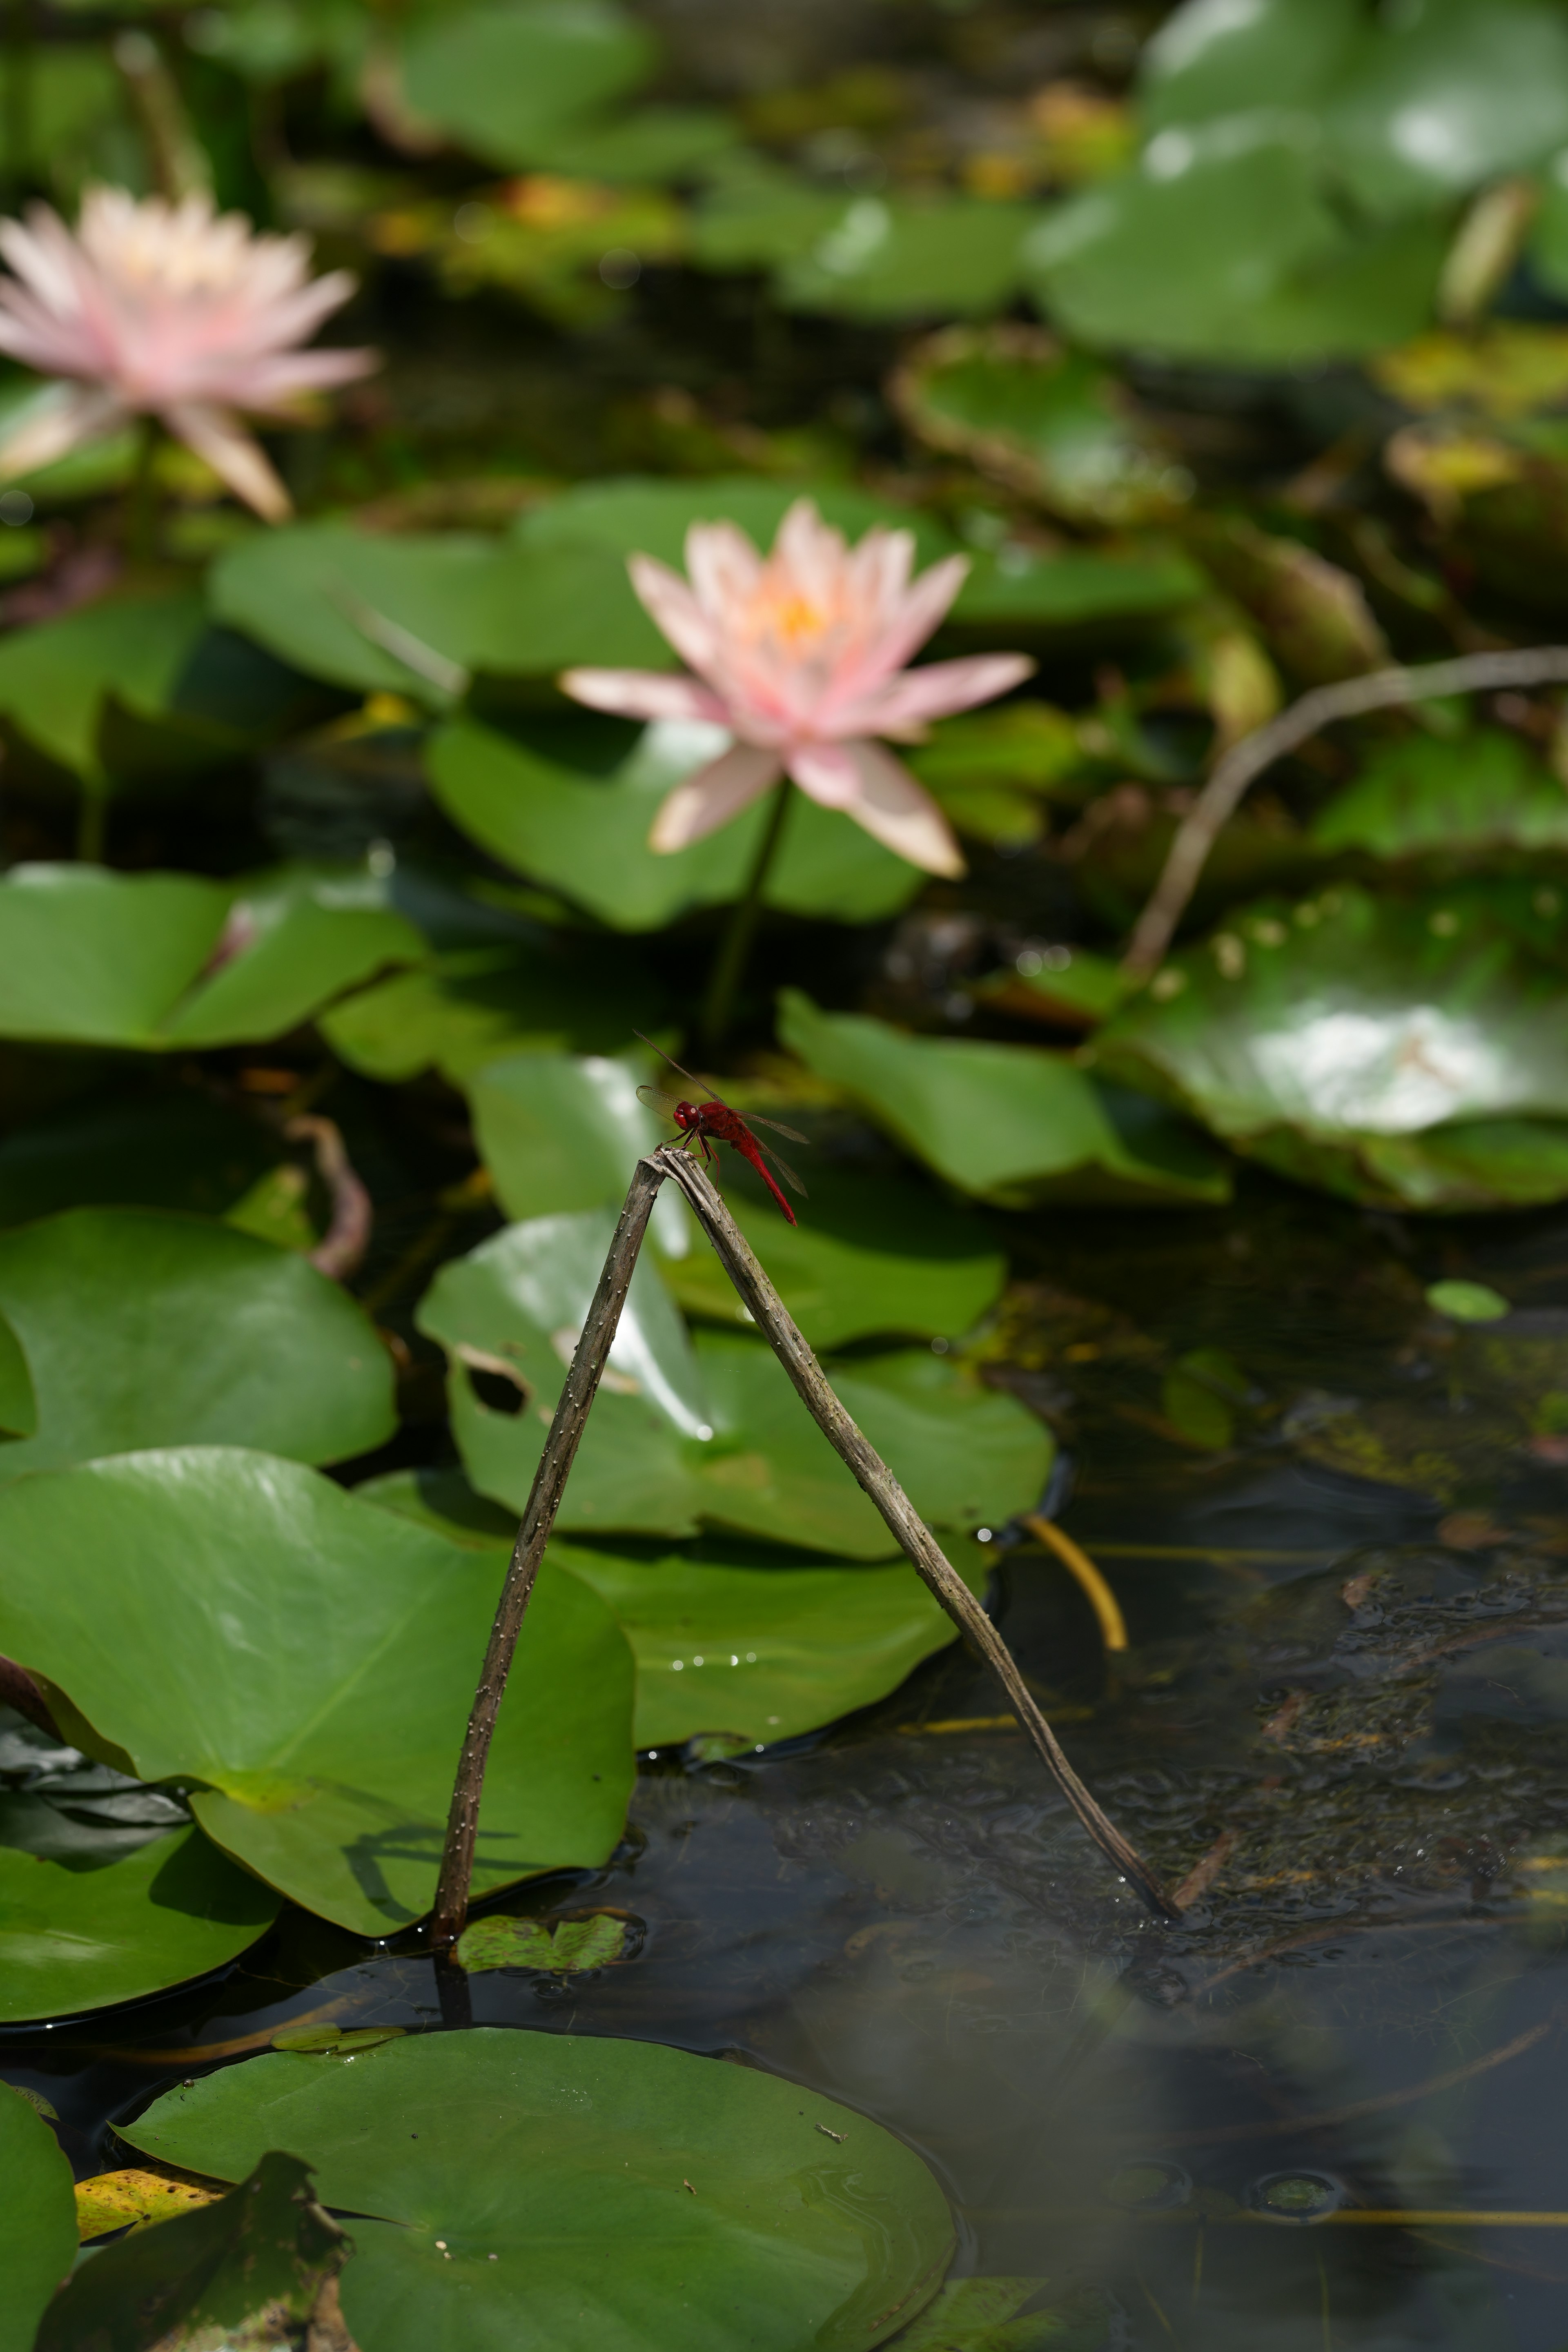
[
  {"xmin": 778, "ymin": 990, "xmax": 1229, "ymax": 1208},
  {"xmin": 121, "ymin": 2029, "xmax": 955, "ymax": 2352},
  {"xmin": 0, "ymin": 1448, "xmax": 635, "ymax": 1936},
  {"xmin": 1096, "ymin": 884, "xmax": 1568, "ymax": 1209},
  {"xmin": 0, "ymin": 1207, "xmax": 395, "ymax": 1483}
]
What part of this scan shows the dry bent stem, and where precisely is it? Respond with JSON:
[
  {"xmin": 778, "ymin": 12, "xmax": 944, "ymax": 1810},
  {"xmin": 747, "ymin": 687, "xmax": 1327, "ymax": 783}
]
[
  {"xmin": 657, "ymin": 1147, "xmax": 1179, "ymax": 1922},
  {"xmin": 1121, "ymin": 645, "xmax": 1568, "ymax": 980},
  {"xmin": 429, "ymin": 1155, "xmax": 666, "ymax": 1947},
  {"xmin": 432, "ymin": 1143, "xmax": 1178, "ymax": 1943}
]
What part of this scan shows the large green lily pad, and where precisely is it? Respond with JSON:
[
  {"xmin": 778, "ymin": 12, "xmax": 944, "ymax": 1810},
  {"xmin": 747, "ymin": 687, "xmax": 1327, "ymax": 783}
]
[
  {"xmin": 398, "ymin": 0, "xmax": 657, "ymax": 171},
  {"xmin": 428, "ymin": 717, "xmax": 925, "ymax": 929},
  {"xmin": 777, "ymin": 991, "xmax": 1229, "ymax": 1208},
  {"xmin": 361, "ymin": 1471, "xmax": 989, "ymax": 1748},
  {"xmin": 0, "ymin": 1817, "xmax": 279, "ymax": 2025},
  {"xmin": 0, "ymin": 1450, "xmax": 635, "ymax": 1935},
  {"xmin": 468, "ymin": 1048, "xmax": 664, "ymax": 1223},
  {"xmin": 416, "ymin": 1211, "xmax": 1051, "ymax": 1554},
  {"xmin": 0, "ymin": 863, "xmax": 422, "ymax": 1050},
  {"xmin": 0, "ymin": 1208, "xmax": 394, "ymax": 1481},
  {"xmin": 1023, "ymin": 123, "xmax": 1443, "ymax": 363},
  {"xmin": 0, "ymin": 2085, "xmax": 76, "ymax": 2352},
  {"xmin": 1096, "ymin": 885, "xmax": 1568, "ymax": 1209},
  {"xmin": 656, "ymin": 1149, "xmax": 1006, "ymax": 1350},
  {"xmin": 1311, "ymin": 728, "xmax": 1568, "ymax": 862},
  {"xmin": 1139, "ymin": 0, "xmax": 1364, "ymax": 133},
  {"xmin": 123, "ymin": 2031, "xmax": 955, "ymax": 2352},
  {"xmin": 775, "ymin": 196, "xmax": 1036, "ymax": 321}
]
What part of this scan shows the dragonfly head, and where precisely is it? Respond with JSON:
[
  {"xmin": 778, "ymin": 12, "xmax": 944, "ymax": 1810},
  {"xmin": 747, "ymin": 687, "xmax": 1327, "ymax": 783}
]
[{"xmin": 672, "ymin": 1099, "xmax": 699, "ymax": 1132}]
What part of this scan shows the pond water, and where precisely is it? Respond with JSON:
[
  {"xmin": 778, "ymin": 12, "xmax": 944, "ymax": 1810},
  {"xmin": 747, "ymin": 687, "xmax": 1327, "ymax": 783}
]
[{"xmin": 9, "ymin": 1179, "xmax": 1568, "ymax": 2351}]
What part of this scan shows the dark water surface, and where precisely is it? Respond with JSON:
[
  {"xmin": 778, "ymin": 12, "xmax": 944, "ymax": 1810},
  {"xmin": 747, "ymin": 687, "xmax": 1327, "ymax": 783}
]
[{"xmin": 11, "ymin": 1183, "xmax": 1568, "ymax": 2350}]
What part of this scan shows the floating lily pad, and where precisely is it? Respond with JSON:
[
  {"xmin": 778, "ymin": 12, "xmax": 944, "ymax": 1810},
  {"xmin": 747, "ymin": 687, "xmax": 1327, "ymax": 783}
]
[
  {"xmin": 416, "ymin": 1210, "xmax": 1050, "ymax": 1554},
  {"xmin": 0, "ymin": 1822, "xmax": 279, "ymax": 2025},
  {"xmin": 320, "ymin": 944, "xmax": 655, "ymax": 1081},
  {"xmin": 1139, "ymin": 0, "xmax": 1363, "ymax": 132},
  {"xmin": 37, "ymin": 2151, "xmax": 344, "ymax": 2352},
  {"xmin": 1097, "ymin": 886, "xmax": 1568, "ymax": 1209},
  {"xmin": 1024, "ymin": 125, "xmax": 1443, "ymax": 363},
  {"xmin": 776, "ymin": 196, "xmax": 1036, "ymax": 322},
  {"xmin": 456, "ymin": 1909, "xmax": 630, "ymax": 1972},
  {"xmin": 0, "ymin": 2084, "xmax": 76, "ymax": 2352},
  {"xmin": 1312, "ymin": 729, "xmax": 1568, "ymax": 862},
  {"xmin": 892, "ymin": 325, "xmax": 1189, "ymax": 528},
  {"xmin": 655, "ymin": 1149, "xmax": 1006, "ymax": 1350},
  {"xmin": 0, "ymin": 1312, "xmax": 33, "ymax": 1437},
  {"xmin": 778, "ymin": 991, "xmax": 1229, "ymax": 1208},
  {"xmin": 1427, "ymin": 1279, "xmax": 1510, "ymax": 1323},
  {"xmin": 398, "ymin": 0, "xmax": 657, "ymax": 171},
  {"xmin": 0, "ymin": 1209, "xmax": 394, "ymax": 1482},
  {"xmin": 428, "ymin": 717, "xmax": 925, "ymax": 929},
  {"xmin": 468, "ymin": 1048, "xmax": 668, "ymax": 1224},
  {"xmin": 951, "ymin": 543, "xmax": 1206, "ymax": 629},
  {"xmin": 122, "ymin": 2031, "xmax": 955, "ymax": 2352},
  {"xmin": 0, "ymin": 864, "xmax": 422, "ymax": 1050},
  {"xmin": 0, "ymin": 1449, "xmax": 635, "ymax": 1935}
]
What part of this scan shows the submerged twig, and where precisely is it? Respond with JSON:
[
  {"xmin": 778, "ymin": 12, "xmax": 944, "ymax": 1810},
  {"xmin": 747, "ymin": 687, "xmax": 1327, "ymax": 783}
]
[
  {"xmin": 1019, "ymin": 1513, "xmax": 1128, "ymax": 1653},
  {"xmin": 657, "ymin": 1148, "xmax": 1179, "ymax": 1922},
  {"xmin": 1122, "ymin": 645, "xmax": 1568, "ymax": 979},
  {"xmin": 429, "ymin": 1155, "xmax": 666, "ymax": 1947},
  {"xmin": 432, "ymin": 1143, "xmax": 1178, "ymax": 1942}
]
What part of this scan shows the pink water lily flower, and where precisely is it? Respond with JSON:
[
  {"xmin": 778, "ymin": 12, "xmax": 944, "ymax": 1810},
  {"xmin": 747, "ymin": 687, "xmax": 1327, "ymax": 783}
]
[
  {"xmin": 561, "ymin": 499, "xmax": 1033, "ymax": 876},
  {"xmin": 0, "ymin": 187, "xmax": 377, "ymax": 521}
]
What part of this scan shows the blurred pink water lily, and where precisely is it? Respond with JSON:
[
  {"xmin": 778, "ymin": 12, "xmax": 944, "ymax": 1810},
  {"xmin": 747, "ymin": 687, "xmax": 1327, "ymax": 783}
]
[
  {"xmin": 0, "ymin": 187, "xmax": 377, "ymax": 521},
  {"xmin": 561, "ymin": 499, "xmax": 1033, "ymax": 875}
]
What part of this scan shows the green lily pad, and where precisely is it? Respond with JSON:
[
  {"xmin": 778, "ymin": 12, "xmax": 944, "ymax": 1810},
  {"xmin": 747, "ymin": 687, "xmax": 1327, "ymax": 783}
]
[
  {"xmin": 1096, "ymin": 885, "xmax": 1568, "ymax": 1209},
  {"xmin": 0, "ymin": 1821, "xmax": 279, "ymax": 2025},
  {"xmin": 1023, "ymin": 125, "xmax": 1443, "ymax": 363},
  {"xmin": 893, "ymin": 326, "xmax": 1189, "ymax": 529},
  {"xmin": 552, "ymin": 1535, "xmax": 987, "ymax": 1748},
  {"xmin": 530, "ymin": 104, "xmax": 736, "ymax": 182},
  {"xmin": 399, "ymin": 0, "xmax": 657, "ymax": 172},
  {"xmin": 1312, "ymin": 729, "xmax": 1568, "ymax": 862},
  {"xmin": 1426, "ymin": 1279, "xmax": 1510, "ymax": 1322},
  {"xmin": 0, "ymin": 863, "xmax": 423, "ymax": 1050},
  {"xmin": 36, "ymin": 2150, "xmax": 344, "ymax": 2352},
  {"xmin": 776, "ymin": 196, "xmax": 1036, "ymax": 322},
  {"xmin": 416, "ymin": 1211, "xmax": 1051, "ymax": 1554},
  {"xmin": 655, "ymin": 1149, "xmax": 1007, "ymax": 1350},
  {"xmin": 122, "ymin": 2031, "xmax": 955, "ymax": 2352},
  {"xmin": 1324, "ymin": 0, "xmax": 1568, "ymax": 220},
  {"xmin": 360, "ymin": 1471, "xmax": 992, "ymax": 1745},
  {"xmin": 0, "ymin": 1209, "xmax": 395, "ymax": 1483},
  {"xmin": 428, "ymin": 717, "xmax": 925, "ymax": 930},
  {"xmin": 950, "ymin": 543, "xmax": 1207, "ymax": 629},
  {"xmin": 777, "ymin": 990, "xmax": 1230, "ymax": 1208},
  {"xmin": 319, "ymin": 943, "xmax": 656, "ymax": 1082},
  {"xmin": 1139, "ymin": 0, "xmax": 1364, "ymax": 132},
  {"xmin": 0, "ymin": 2083, "xmax": 76, "ymax": 2352},
  {"xmin": 0, "ymin": 1312, "xmax": 34, "ymax": 1437},
  {"xmin": 456, "ymin": 1909, "xmax": 629, "ymax": 1972},
  {"xmin": 468, "ymin": 1047, "xmax": 671, "ymax": 1225},
  {"xmin": 0, "ymin": 1449, "xmax": 635, "ymax": 1935},
  {"xmin": 688, "ymin": 154, "xmax": 857, "ymax": 272}
]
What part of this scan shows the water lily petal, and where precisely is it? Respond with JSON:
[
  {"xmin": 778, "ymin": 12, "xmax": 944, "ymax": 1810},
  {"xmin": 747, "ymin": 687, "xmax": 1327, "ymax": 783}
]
[
  {"xmin": 0, "ymin": 381, "xmax": 123, "ymax": 479},
  {"xmin": 560, "ymin": 668, "xmax": 731, "ymax": 725},
  {"xmin": 685, "ymin": 519, "xmax": 764, "ymax": 617},
  {"xmin": 783, "ymin": 740, "xmax": 864, "ymax": 810},
  {"xmin": 799, "ymin": 739, "xmax": 964, "ymax": 876},
  {"xmin": 833, "ymin": 652, "xmax": 1037, "ymax": 739},
  {"xmin": 627, "ymin": 552, "xmax": 722, "ymax": 677},
  {"xmin": 649, "ymin": 742, "xmax": 782, "ymax": 853},
  {"xmin": 163, "ymin": 401, "xmax": 291, "ymax": 521}
]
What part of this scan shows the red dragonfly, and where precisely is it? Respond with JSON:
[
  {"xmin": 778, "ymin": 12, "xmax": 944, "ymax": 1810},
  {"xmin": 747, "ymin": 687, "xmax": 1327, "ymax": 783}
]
[{"xmin": 635, "ymin": 1032, "xmax": 808, "ymax": 1225}]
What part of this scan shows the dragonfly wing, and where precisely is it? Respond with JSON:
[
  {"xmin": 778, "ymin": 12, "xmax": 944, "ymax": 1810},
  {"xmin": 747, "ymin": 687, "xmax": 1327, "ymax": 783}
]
[
  {"xmin": 633, "ymin": 1029, "xmax": 719, "ymax": 1102},
  {"xmin": 746, "ymin": 1113, "xmax": 811, "ymax": 1145},
  {"xmin": 637, "ymin": 1084, "xmax": 682, "ymax": 1114},
  {"xmin": 754, "ymin": 1137, "xmax": 808, "ymax": 1197}
]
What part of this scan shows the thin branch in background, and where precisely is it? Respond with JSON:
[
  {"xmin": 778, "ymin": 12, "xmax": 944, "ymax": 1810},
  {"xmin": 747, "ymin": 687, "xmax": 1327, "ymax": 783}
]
[
  {"xmin": 430, "ymin": 1154, "xmax": 668, "ymax": 1947},
  {"xmin": 1121, "ymin": 646, "xmax": 1568, "ymax": 980},
  {"xmin": 657, "ymin": 1147, "xmax": 1179, "ymax": 1921},
  {"xmin": 285, "ymin": 1115, "xmax": 373, "ymax": 1282},
  {"xmin": 432, "ymin": 1142, "xmax": 1179, "ymax": 1944}
]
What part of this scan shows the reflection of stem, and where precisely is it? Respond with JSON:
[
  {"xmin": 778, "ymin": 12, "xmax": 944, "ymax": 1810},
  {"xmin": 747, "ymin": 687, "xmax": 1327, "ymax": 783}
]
[
  {"xmin": 1123, "ymin": 645, "xmax": 1568, "ymax": 978},
  {"xmin": 125, "ymin": 414, "xmax": 161, "ymax": 565},
  {"xmin": 698, "ymin": 777, "xmax": 791, "ymax": 1053},
  {"xmin": 433, "ymin": 1145, "xmax": 1180, "ymax": 1945}
]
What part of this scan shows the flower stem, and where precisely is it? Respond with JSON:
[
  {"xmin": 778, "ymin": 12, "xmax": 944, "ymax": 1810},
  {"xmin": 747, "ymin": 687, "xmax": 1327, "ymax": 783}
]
[
  {"xmin": 124, "ymin": 413, "xmax": 161, "ymax": 565},
  {"xmin": 698, "ymin": 777, "xmax": 792, "ymax": 1053}
]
